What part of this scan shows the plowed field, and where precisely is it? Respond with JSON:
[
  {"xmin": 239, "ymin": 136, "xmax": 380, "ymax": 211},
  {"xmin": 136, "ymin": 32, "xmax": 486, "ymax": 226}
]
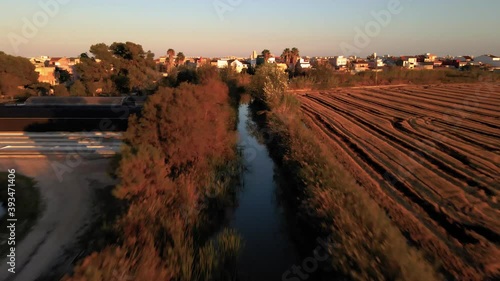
[{"xmin": 298, "ymin": 83, "xmax": 500, "ymax": 280}]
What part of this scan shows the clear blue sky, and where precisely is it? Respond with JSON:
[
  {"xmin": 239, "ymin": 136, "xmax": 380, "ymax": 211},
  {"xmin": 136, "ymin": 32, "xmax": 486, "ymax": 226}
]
[{"xmin": 0, "ymin": 0, "xmax": 498, "ymax": 58}]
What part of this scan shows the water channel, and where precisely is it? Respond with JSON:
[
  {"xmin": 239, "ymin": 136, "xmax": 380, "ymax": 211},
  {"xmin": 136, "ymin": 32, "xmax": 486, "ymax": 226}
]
[{"xmin": 230, "ymin": 103, "xmax": 300, "ymax": 280}]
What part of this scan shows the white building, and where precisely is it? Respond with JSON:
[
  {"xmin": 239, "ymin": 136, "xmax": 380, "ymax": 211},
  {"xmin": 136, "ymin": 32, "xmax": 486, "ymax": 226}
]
[
  {"xmin": 424, "ymin": 53, "xmax": 438, "ymax": 62},
  {"xmin": 213, "ymin": 59, "xmax": 229, "ymax": 69},
  {"xmin": 298, "ymin": 58, "xmax": 311, "ymax": 69},
  {"xmin": 369, "ymin": 59, "xmax": 384, "ymax": 69},
  {"xmin": 475, "ymin": 55, "xmax": 500, "ymax": 68},
  {"xmin": 230, "ymin": 60, "xmax": 248, "ymax": 73},
  {"xmin": 332, "ymin": 56, "xmax": 347, "ymax": 67},
  {"xmin": 402, "ymin": 57, "xmax": 417, "ymax": 69}
]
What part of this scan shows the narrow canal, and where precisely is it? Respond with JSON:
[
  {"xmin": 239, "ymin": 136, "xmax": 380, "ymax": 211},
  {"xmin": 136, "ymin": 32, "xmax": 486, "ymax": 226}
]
[{"xmin": 230, "ymin": 103, "xmax": 300, "ymax": 280}]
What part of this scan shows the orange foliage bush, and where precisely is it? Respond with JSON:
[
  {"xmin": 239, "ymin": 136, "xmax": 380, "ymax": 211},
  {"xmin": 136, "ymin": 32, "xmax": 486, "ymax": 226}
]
[{"xmin": 66, "ymin": 78, "xmax": 241, "ymax": 281}]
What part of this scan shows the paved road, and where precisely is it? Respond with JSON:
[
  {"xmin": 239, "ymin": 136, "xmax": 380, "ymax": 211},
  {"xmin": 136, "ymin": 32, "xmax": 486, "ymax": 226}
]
[{"xmin": 0, "ymin": 132, "xmax": 122, "ymax": 157}]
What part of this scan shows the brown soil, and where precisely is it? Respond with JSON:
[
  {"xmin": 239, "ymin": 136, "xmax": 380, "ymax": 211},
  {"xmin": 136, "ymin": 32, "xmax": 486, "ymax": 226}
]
[{"xmin": 297, "ymin": 83, "xmax": 500, "ymax": 280}]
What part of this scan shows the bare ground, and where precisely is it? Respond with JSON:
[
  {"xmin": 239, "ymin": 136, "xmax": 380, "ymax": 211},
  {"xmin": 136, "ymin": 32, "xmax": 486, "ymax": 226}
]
[
  {"xmin": 297, "ymin": 83, "xmax": 500, "ymax": 280},
  {"xmin": 0, "ymin": 157, "xmax": 115, "ymax": 281}
]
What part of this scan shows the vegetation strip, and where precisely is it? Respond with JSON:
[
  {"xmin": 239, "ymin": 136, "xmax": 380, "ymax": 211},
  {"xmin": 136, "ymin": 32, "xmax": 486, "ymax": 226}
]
[
  {"xmin": 248, "ymin": 63, "xmax": 441, "ymax": 281},
  {"xmin": 64, "ymin": 66, "xmax": 243, "ymax": 281}
]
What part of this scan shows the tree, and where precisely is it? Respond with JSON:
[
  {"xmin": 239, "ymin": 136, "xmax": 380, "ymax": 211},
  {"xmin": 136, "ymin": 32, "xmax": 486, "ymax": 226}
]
[
  {"xmin": 76, "ymin": 42, "xmax": 160, "ymax": 96},
  {"xmin": 167, "ymin": 48, "xmax": 176, "ymax": 72},
  {"xmin": 70, "ymin": 80, "xmax": 87, "ymax": 96},
  {"xmin": 281, "ymin": 48, "xmax": 291, "ymax": 65},
  {"xmin": 53, "ymin": 84, "xmax": 70, "ymax": 96},
  {"xmin": 261, "ymin": 49, "xmax": 271, "ymax": 63},
  {"xmin": 176, "ymin": 52, "xmax": 186, "ymax": 67},
  {"xmin": 32, "ymin": 83, "xmax": 51, "ymax": 96},
  {"xmin": 250, "ymin": 63, "xmax": 288, "ymax": 108},
  {"xmin": 291, "ymin": 47, "xmax": 300, "ymax": 66},
  {"xmin": 0, "ymin": 51, "xmax": 39, "ymax": 98},
  {"xmin": 55, "ymin": 67, "xmax": 71, "ymax": 84}
]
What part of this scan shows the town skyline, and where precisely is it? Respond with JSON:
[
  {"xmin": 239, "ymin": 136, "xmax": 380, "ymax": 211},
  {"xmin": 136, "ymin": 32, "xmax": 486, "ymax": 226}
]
[{"xmin": 1, "ymin": 0, "xmax": 499, "ymax": 58}]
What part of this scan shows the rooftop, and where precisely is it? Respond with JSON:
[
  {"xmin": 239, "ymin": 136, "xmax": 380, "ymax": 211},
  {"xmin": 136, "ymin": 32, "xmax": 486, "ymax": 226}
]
[{"xmin": 24, "ymin": 96, "xmax": 131, "ymax": 106}]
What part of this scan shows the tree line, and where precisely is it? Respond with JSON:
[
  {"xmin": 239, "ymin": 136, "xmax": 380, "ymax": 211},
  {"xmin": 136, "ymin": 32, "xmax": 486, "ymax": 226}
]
[{"xmin": 0, "ymin": 51, "xmax": 40, "ymax": 100}]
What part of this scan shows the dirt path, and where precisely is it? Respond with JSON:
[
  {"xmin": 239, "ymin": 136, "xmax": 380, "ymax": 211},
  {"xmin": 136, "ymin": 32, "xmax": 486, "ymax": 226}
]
[{"xmin": 0, "ymin": 158, "xmax": 115, "ymax": 281}]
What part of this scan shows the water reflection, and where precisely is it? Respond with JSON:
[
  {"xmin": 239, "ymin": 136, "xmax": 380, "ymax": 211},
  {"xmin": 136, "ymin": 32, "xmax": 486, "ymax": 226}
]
[{"xmin": 230, "ymin": 104, "xmax": 299, "ymax": 281}]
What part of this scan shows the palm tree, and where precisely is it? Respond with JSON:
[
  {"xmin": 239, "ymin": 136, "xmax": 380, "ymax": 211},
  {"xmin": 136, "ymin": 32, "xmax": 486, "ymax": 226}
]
[
  {"xmin": 281, "ymin": 48, "xmax": 291, "ymax": 66},
  {"xmin": 262, "ymin": 49, "xmax": 271, "ymax": 63},
  {"xmin": 167, "ymin": 48, "xmax": 175, "ymax": 71},
  {"xmin": 291, "ymin": 47, "xmax": 300, "ymax": 66},
  {"xmin": 176, "ymin": 52, "xmax": 186, "ymax": 66}
]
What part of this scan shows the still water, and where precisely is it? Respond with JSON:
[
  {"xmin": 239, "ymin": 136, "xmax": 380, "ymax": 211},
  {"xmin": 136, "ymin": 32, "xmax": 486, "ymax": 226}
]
[{"xmin": 230, "ymin": 104, "xmax": 299, "ymax": 281}]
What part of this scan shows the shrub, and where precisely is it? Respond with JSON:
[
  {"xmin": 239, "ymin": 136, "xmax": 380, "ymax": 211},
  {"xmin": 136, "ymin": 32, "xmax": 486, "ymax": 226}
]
[{"xmin": 249, "ymin": 63, "xmax": 288, "ymax": 109}]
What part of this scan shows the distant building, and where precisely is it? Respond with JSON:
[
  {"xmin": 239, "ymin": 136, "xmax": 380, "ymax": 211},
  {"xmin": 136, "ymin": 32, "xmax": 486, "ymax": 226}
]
[
  {"xmin": 298, "ymin": 58, "xmax": 311, "ymax": 69},
  {"xmin": 352, "ymin": 60, "xmax": 369, "ymax": 72},
  {"xmin": 251, "ymin": 50, "xmax": 258, "ymax": 60},
  {"xmin": 475, "ymin": 55, "xmax": 500, "ymax": 68},
  {"xmin": 35, "ymin": 66, "xmax": 56, "ymax": 85},
  {"xmin": 424, "ymin": 53, "xmax": 437, "ymax": 62},
  {"xmin": 455, "ymin": 56, "xmax": 474, "ymax": 62},
  {"xmin": 401, "ymin": 56, "xmax": 417, "ymax": 69},
  {"xmin": 211, "ymin": 59, "xmax": 229, "ymax": 69},
  {"xmin": 418, "ymin": 62, "xmax": 434, "ymax": 70},
  {"xmin": 369, "ymin": 58, "xmax": 384, "ymax": 69},
  {"xmin": 332, "ymin": 56, "xmax": 348, "ymax": 68},
  {"xmin": 30, "ymin": 56, "xmax": 49, "ymax": 67},
  {"xmin": 230, "ymin": 60, "xmax": 248, "ymax": 73},
  {"xmin": 433, "ymin": 60, "xmax": 443, "ymax": 67},
  {"xmin": 249, "ymin": 59, "xmax": 257, "ymax": 68}
]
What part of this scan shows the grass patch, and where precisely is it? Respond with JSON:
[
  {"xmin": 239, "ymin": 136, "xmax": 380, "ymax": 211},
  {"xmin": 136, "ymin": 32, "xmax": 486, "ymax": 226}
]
[{"xmin": 0, "ymin": 172, "xmax": 42, "ymax": 256}]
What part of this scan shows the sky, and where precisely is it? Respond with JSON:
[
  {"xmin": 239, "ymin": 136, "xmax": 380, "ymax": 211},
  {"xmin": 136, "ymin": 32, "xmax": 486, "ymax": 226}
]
[{"xmin": 0, "ymin": 0, "xmax": 499, "ymax": 58}]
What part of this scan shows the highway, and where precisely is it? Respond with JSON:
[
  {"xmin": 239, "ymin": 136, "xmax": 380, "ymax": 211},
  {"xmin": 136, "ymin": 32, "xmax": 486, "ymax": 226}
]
[{"xmin": 0, "ymin": 132, "xmax": 122, "ymax": 157}]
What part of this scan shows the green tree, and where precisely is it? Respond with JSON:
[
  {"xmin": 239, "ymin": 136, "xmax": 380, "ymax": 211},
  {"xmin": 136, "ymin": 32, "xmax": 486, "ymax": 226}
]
[
  {"xmin": 281, "ymin": 48, "xmax": 291, "ymax": 65},
  {"xmin": 0, "ymin": 51, "xmax": 39, "ymax": 98},
  {"xmin": 32, "ymin": 83, "xmax": 51, "ymax": 96},
  {"xmin": 53, "ymin": 84, "xmax": 70, "ymax": 96},
  {"xmin": 176, "ymin": 52, "xmax": 186, "ymax": 67},
  {"xmin": 55, "ymin": 67, "xmax": 71, "ymax": 84},
  {"xmin": 75, "ymin": 42, "xmax": 160, "ymax": 96},
  {"xmin": 70, "ymin": 80, "xmax": 87, "ymax": 96},
  {"xmin": 261, "ymin": 49, "xmax": 271, "ymax": 63},
  {"xmin": 291, "ymin": 47, "xmax": 300, "ymax": 66},
  {"xmin": 167, "ymin": 48, "xmax": 176, "ymax": 72},
  {"xmin": 250, "ymin": 63, "xmax": 288, "ymax": 108}
]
